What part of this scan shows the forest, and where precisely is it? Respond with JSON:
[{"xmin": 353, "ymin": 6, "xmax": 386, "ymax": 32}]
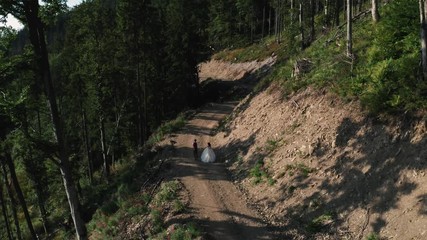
[{"xmin": 0, "ymin": 0, "xmax": 425, "ymax": 239}]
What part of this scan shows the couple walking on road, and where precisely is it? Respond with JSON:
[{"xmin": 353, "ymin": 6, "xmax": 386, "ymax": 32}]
[{"xmin": 193, "ymin": 139, "xmax": 216, "ymax": 163}]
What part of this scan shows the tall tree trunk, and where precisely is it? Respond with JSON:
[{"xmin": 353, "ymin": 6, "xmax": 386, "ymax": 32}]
[
  {"xmin": 310, "ymin": 0, "xmax": 315, "ymax": 43},
  {"xmin": 300, "ymin": 1, "xmax": 305, "ymax": 49},
  {"xmin": 262, "ymin": 5, "xmax": 266, "ymax": 37},
  {"xmin": 371, "ymin": 0, "xmax": 380, "ymax": 22},
  {"xmin": 0, "ymin": 177, "xmax": 14, "ymax": 240},
  {"xmin": 143, "ymin": 71, "xmax": 148, "ymax": 142},
  {"xmin": 35, "ymin": 186, "xmax": 48, "ymax": 234},
  {"xmin": 1, "ymin": 161, "xmax": 22, "ymax": 240},
  {"xmin": 420, "ymin": 0, "xmax": 427, "ymax": 80},
  {"xmin": 137, "ymin": 61, "xmax": 143, "ymax": 148},
  {"xmin": 22, "ymin": 1, "xmax": 88, "ymax": 239},
  {"xmin": 335, "ymin": 0, "xmax": 341, "ymax": 26},
  {"xmin": 269, "ymin": 5, "xmax": 272, "ymax": 35},
  {"xmin": 37, "ymin": 109, "xmax": 42, "ymax": 137},
  {"xmin": 251, "ymin": 8, "xmax": 255, "ymax": 42},
  {"xmin": 99, "ymin": 116, "xmax": 110, "ymax": 181},
  {"xmin": 30, "ymin": 153, "xmax": 49, "ymax": 235},
  {"xmin": 277, "ymin": 0, "xmax": 282, "ymax": 43},
  {"xmin": 82, "ymin": 108, "xmax": 93, "ymax": 184},
  {"xmin": 275, "ymin": 0, "xmax": 279, "ymax": 43},
  {"xmin": 78, "ymin": 81, "xmax": 93, "ymax": 185},
  {"xmin": 347, "ymin": 0, "xmax": 353, "ymax": 57},
  {"xmin": 290, "ymin": 0, "xmax": 294, "ymax": 29},
  {"xmin": 4, "ymin": 154, "xmax": 37, "ymax": 239},
  {"xmin": 324, "ymin": 0, "xmax": 330, "ymax": 26}
]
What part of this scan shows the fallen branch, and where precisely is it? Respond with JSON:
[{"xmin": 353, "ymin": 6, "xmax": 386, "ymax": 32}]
[
  {"xmin": 292, "ymin": 100, "xmax": 300, "ymax": 109},
  {"xmin": 141, "ymin": 158, "xmax": 166, "ymax": 191},
  {"xmin": 357, "ymin": 207, "xmax": 371, "ymax": 240},
  {"xmin": 326, "ymin": 9, "xmax": 372, "ymax": 44}
]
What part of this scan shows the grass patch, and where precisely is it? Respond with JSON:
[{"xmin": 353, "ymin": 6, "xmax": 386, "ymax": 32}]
[
  {"xmin": 87, "ymin": 176, "xmax": 183, "ymax": 238},
  {"xmin": 366, "ymin": 233, "xmax": 381, "ymax": 240},
  {"xmin": 146, "ymin": 113, "xmax": 187, "ymax": 147},
  {"xmin": 213, "ymin": 37, "xmax": 281, "ymax": 62},
  {"xmin": 249, "ymin": 159, "xmax": 276, "ymax": 185},
  {"xmin": 306, "ymin": 212, "xmax": 334, "ymax": 234},
  {"xmin": 150, "ymin": 208, "xmax": 164, "ymax": 234},
  {"xmin": 265, "ymin": 138, "xmax": 281, "ymax": 153},
  {"xmin": 285, "ymin": 163, "xmax": 313, "ymax": 178},
  {"xmin": 169, "ymin": 223, "xmax": 202, "ymax": 240},
  {"xmin": 173, "ymin": 199, "xmax": 186, "ymax": 213},
  {"xmin": 250, "ymin": 160, "xmax": 268, "ymax": 184}
]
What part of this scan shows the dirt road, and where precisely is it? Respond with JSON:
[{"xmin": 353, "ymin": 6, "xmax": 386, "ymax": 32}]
[{"xmin": 164, "ymin": 102, "xmax": 277, "ymax": 239}]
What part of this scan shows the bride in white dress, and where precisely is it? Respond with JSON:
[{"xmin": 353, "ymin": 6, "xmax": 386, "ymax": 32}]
[{"xmin": 201, "ymin": 142, "xmax": 216, "ymax": 163}]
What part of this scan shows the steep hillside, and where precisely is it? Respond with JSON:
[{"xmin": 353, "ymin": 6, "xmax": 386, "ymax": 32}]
[{"xmin": 209, "ymin": 74, "xmax": 427, "ymax": 239}]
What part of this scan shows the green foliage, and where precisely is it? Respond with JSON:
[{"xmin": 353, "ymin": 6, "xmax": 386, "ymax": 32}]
[
  {"xmin": 155, "ymin": 181, "xmax": 180, "ymax": 205},
  {"xmin": 306, "ymin": 212, "xmax": 334, "ymax": 233},
  {"xmin": 150, "ymin": 209, "xmax": 164, "ymax": 234},
  {"xmin": 285, "ymin": 163, "xmax": 313, "ymax": 178},
  {"xmin": 169, "ymin": 223, "xmax": 202, "ymax": 240},
  {"xmin": 213, "ymin": 36, "xmax": 282, "ymax": 62},
  {"xmin": 207, "ymin": 0, "xmax": 273, "ymax": 50},
  {"xmin": 352, "ymin": 0, "xmax": 423, "ymax": 112},
  {"xmin": 2, "ymin": 0, "xmax": 427, "ymax": 238},
  {"xmin": 173, "ymin": 199, "xmax": 186, "ymax": 213},
  {"xmin": 258, "ymin": 0, "xmax": 426, "ymax": 113},
  {"xmin": 250, "ymin": 159, "xmax": 264, "ymax": 183},
  {"xmin": 100, "ymin": 200, "xmax": 119, "ymax": 216},
  {"xmin": 146, "ymin": 113, "xmax": 187, "ymax": 147},
  {"xmin": 265, "ymin": 138, "xmax": 280, "ymax": 153},
  {"xmin": 366, "ymin": 233, "xmax": 381, "ymax": 240},
  {"xmin": 250, "ymin": 159, "xmax": 272, "ymax": 185}
]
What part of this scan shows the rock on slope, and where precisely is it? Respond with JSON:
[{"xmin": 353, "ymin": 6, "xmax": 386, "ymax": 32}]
[{"xmin": 210, "ymin": 72, "xmax": 427, "ymax": 238}]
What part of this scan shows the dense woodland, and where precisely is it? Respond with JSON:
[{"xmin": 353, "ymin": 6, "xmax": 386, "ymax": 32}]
[{"xmin": 0, "ymin": 0, "xmax": 425, "ymax": 239}]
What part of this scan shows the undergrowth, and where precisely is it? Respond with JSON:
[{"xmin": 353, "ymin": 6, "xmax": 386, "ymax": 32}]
[
  {"xmin": 306, "ymin": 212, "xmax": 335, "ymax": 234},
  {"xmin": 285, "ymin": 163, "xmax": 313, "ymax": 178},
  {"xmin": 214, "ymin": 0, "xmax": 426, "ymax": 114},
  {"xmin": 85, "ymin": 114, "xmax": 194, "ymax": 239},
  {"xmin": 366, "ymin": 233, "xmax": 381, "ymax": 240},
  {"xmin": 146, "ymin": 113, "xmax": 187, "ymax": 147},
  {"xmin": 213, "ymin": 36, "xmax": 282, "ymax": 62},
  {"xmin": 250, "ymin": 159, "xmax": 276, "ymax": 185}
]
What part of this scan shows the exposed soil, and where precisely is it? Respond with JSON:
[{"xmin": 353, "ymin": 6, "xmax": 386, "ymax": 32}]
[
  {"xmin": 162, "ymin": 102, "xmax": 279, "ymax": 239},
  {"xmin": 160, "ymin": 57, "xmax": 427, "ymax": 239}
]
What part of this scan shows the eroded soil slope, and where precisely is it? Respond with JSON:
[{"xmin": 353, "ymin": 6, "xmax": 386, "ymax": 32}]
[
  {"xmin": 214, "ymin": 84, "xmax": 427, "ymax": 239},
  {"xmin": 162, "ymin": 56, "xmax": 427, "ymax": 239},
  {"xmin": 159, "ymin": 58, "xmax": 280, "ymax": 239}
]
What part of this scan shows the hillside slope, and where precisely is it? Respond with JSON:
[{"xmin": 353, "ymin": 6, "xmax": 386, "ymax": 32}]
[{"xmin": 209, "ymin": 70, "xmax": 427, "ymax": 239}]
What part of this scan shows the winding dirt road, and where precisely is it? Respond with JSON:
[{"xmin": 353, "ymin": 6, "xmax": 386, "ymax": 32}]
[{"xmin": 164, "ymin": 102, "xmax": 277, "ymax": 239}]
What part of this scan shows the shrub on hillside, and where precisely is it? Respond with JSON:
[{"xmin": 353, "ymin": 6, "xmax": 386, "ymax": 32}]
[{"xmin": 355, "ymin": 0, "xmax": 427, "ymax": 112}]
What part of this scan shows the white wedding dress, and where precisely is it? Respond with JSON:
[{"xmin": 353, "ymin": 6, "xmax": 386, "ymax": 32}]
[{"xmin": 201, "ymin": 147, "xmax": 216, "ymax": 163}]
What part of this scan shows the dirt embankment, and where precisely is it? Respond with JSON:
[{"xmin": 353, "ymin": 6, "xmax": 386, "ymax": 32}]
[
  {"xmin": 160, "ymin": 57, "xmax": 427, "ymax": 239},
  {"xmin": 157, "ymin": 58, "xmax": 280, "ymax": 240},
  {"xmin": 213, "ymin": 82, "xmax": 427, "ymax": 239},
  {"xmin": 198, "ymin": 58, "xmax": 276, "ymax": 82}
]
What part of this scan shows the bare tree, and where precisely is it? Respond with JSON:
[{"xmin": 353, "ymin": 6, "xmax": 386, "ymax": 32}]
[{"xmin": 21, "ymin": 1, "xmax": 88, "ymax": 238}]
